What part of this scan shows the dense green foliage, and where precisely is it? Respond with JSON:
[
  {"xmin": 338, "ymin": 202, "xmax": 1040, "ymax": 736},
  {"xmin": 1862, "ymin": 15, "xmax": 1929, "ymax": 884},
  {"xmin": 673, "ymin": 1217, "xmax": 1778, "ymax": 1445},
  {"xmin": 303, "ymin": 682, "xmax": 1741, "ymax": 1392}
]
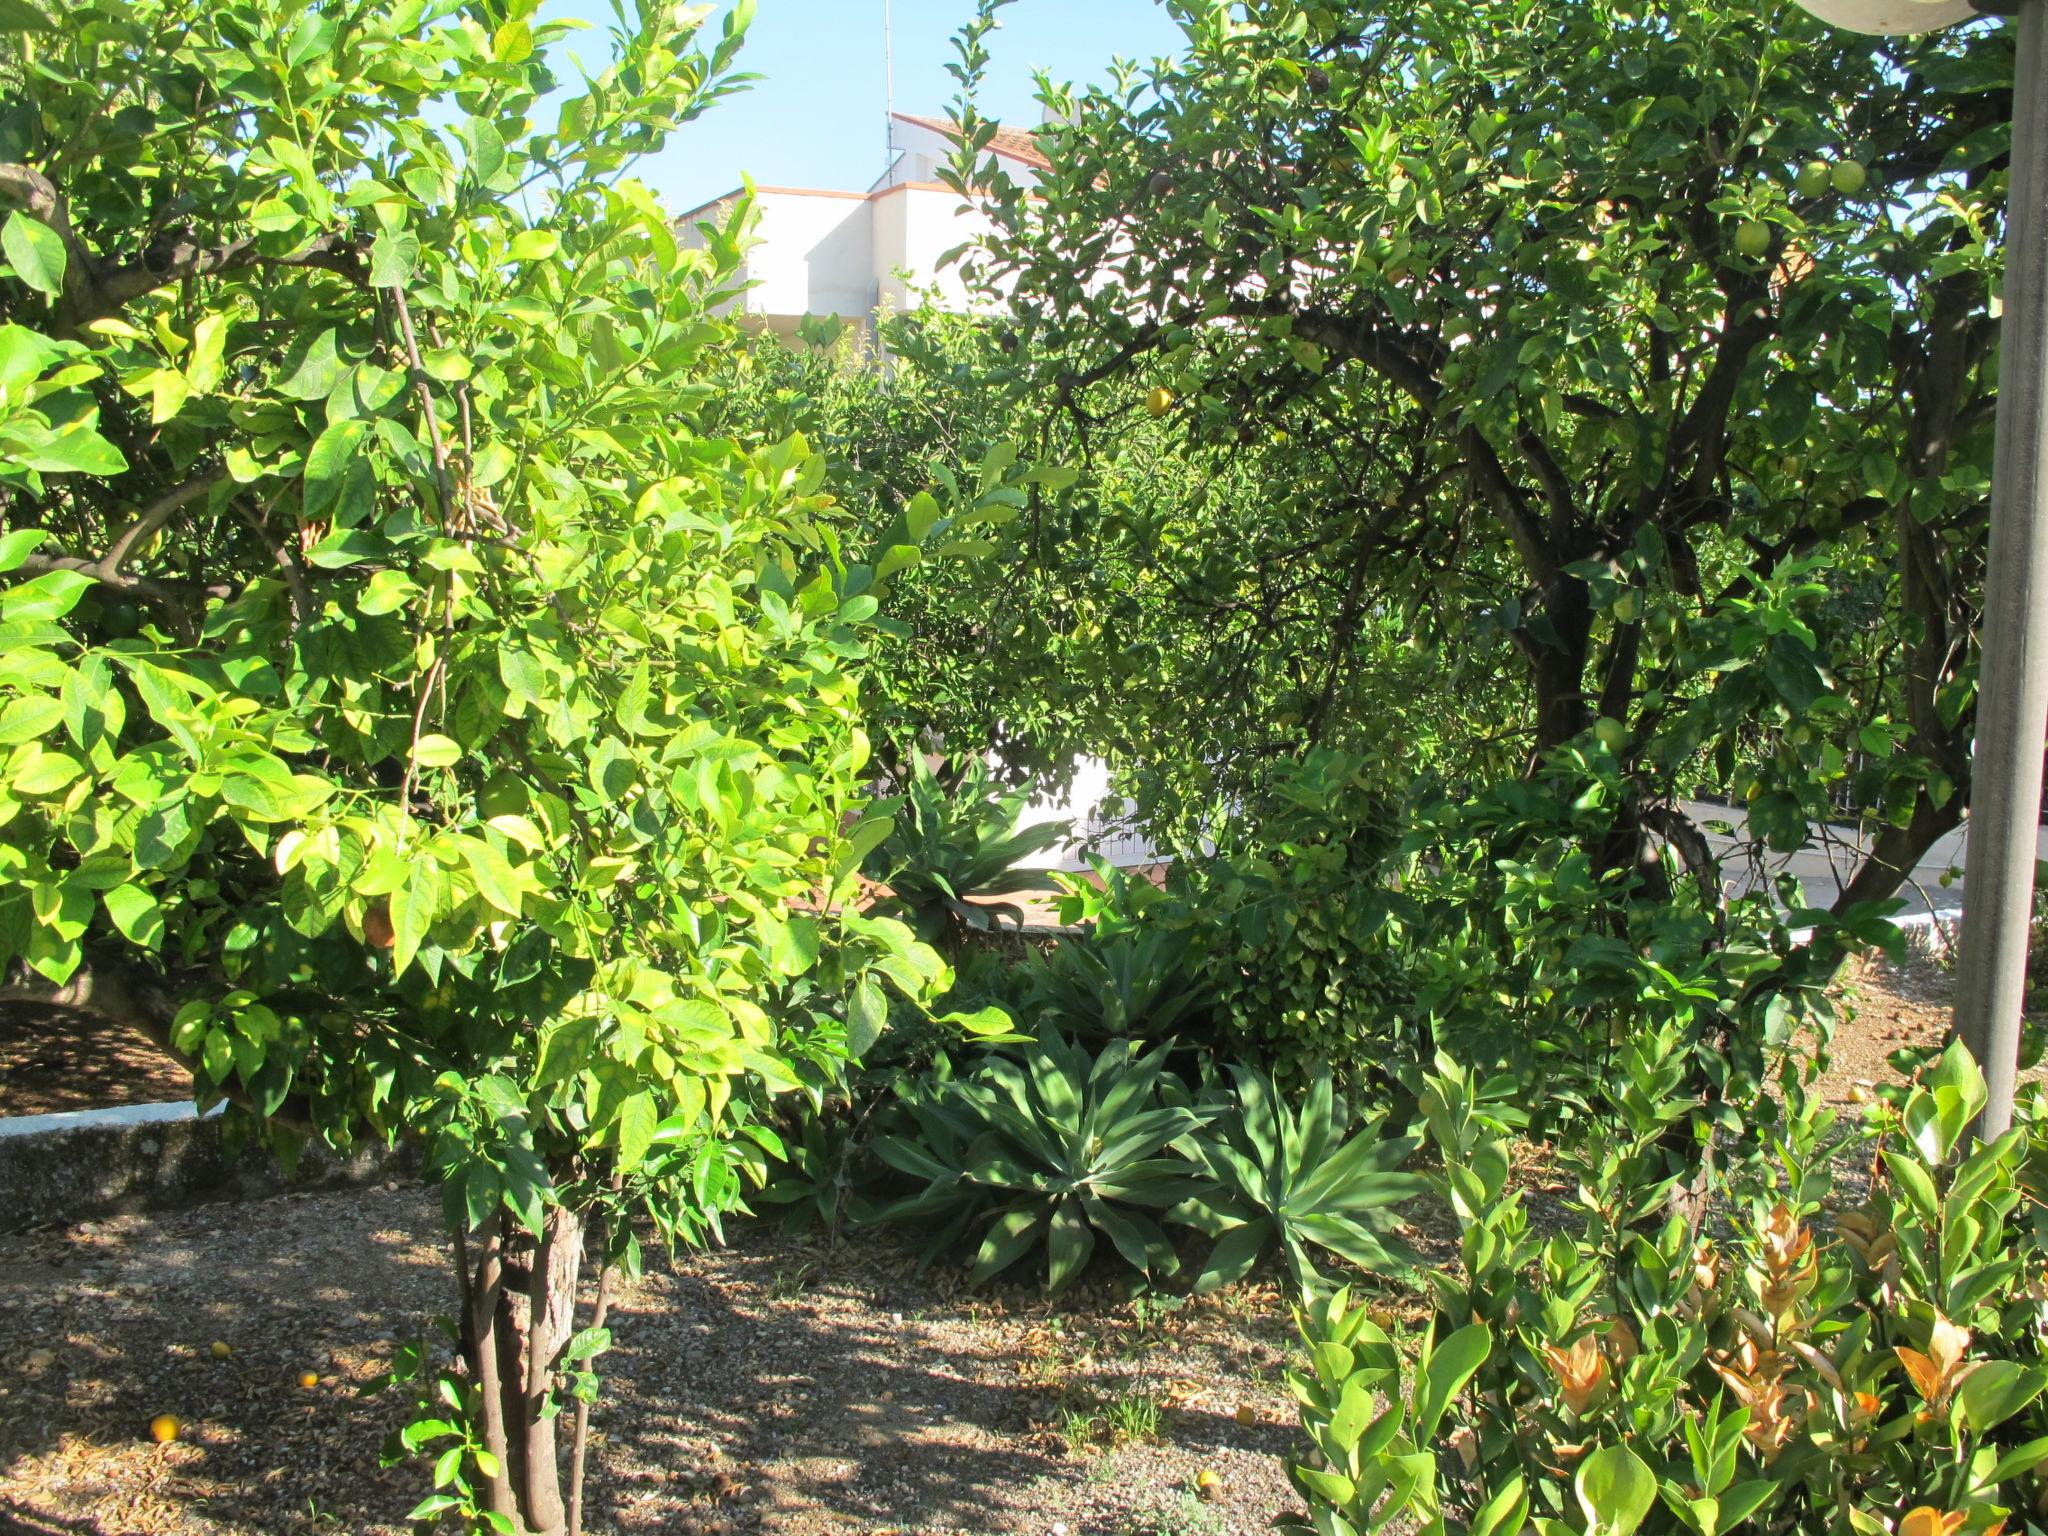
[
  {"xmin": 865, "ymin": 749, "xmax": 1067, "ymax": 950},
  {"xmin": 940, "ymin": 0, "xmax": 2004, "ymax": 900},
  {"xmin": 4, "ymin": 0, "xmax": 2039, "ymax": 1530},
  {"xmin": 1289, "ymin": 1048, "xmax": 2048, "ymax": 1536}
]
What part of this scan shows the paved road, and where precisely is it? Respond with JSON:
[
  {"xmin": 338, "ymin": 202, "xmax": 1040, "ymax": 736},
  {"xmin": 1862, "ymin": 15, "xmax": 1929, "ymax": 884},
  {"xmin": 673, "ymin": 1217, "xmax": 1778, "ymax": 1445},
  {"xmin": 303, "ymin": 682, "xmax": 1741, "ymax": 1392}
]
[{"xmin": 1679, "ymin": 799, "xmax": 2013, "ymax": 925}]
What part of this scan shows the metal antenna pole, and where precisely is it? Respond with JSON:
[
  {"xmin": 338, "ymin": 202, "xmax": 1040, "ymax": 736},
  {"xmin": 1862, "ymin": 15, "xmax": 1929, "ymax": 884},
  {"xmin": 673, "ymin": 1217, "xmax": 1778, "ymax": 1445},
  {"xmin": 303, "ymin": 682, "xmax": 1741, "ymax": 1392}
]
[
  {"xmin": 1955, "ymin": 0, "xmax": 2048, "ymax": 1136},
  {"xmin": 884, "ymin": 0, "xmax": 896, "ymax": 174}
]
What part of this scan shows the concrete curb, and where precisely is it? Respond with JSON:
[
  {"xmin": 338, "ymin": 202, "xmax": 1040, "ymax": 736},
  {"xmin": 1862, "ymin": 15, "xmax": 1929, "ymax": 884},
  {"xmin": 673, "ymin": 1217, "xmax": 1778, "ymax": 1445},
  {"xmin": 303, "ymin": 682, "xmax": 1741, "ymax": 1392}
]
[{"xmin": 0, "ymin": 1099, "xmax": 409, "ymax": 1234}]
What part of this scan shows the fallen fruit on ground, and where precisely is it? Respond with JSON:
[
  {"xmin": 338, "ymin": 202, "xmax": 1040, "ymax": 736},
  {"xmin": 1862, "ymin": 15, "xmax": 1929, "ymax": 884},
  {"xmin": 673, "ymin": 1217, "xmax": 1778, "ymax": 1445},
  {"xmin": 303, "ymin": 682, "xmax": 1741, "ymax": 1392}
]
[
  {"xmin": 209, "ymin": 1340, "xmax": 231, "ymax": 1359},
  {"xmin": 298, "ymin": 1370, "xmax": 320, "ymax": 1389},
  {"xmin": 148, "ymin": 1414, "xmax": 179, "ymax": 1444},
  {"xmin": 1235, "ymin": 1402, "xmax": 1256, "ymax": 1427},
  {"xmin": 1196, "ymin": 1467, "xmax": 1222, "ymax": 1499}
]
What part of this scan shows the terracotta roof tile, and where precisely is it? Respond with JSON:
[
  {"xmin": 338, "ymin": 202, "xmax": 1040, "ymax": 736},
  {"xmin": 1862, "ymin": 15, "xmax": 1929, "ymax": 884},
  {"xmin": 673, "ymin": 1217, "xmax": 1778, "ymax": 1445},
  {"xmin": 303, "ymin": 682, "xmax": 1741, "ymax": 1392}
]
[{"xmin": 892, "ymin": 111, "xmax": 1051, "ymax": 171}]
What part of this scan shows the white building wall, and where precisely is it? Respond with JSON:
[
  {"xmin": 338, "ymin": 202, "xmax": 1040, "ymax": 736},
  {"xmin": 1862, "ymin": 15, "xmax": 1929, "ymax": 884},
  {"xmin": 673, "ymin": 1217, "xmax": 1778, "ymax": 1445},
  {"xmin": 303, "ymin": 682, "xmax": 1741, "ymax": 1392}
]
[{"xmin": 732, "ymin": 191, "xmax": 876, "ymax": 322}]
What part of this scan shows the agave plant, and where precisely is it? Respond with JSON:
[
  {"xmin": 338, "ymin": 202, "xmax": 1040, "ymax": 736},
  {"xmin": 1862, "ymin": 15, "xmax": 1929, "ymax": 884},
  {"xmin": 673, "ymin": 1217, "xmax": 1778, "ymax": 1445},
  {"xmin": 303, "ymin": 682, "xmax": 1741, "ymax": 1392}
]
[
  {"xmin": 867, "ymin": 752, "xmax": 1070, "ymax": 950},
  {"xmin": 1024, "ymin": 925, "xmax": 1213, "ymax": 1042},
  {"xmin": 873, "ymin": 1032, "xmax": 1215, "ymax": 1293},
  {"xmin": 1175, "ymin": 1065, "xmax": 1425, "ymax": 1294},
  {"xmin": 755, "ymin": 1110, "xmax": 874, "ymax": 1239},
  {"xmin": 865, "ymin": 1057, "xmax": 993, "ymax": 1260}
]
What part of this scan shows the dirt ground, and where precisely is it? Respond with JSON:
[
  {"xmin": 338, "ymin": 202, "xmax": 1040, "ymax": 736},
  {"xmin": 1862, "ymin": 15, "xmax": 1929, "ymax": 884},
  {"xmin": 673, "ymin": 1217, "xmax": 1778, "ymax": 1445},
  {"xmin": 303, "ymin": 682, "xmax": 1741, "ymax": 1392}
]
[
  {"xmin": 1821, "ymin": 946, "xmax": 2045, "ymax": 1104},
  {"xmin": 0, "ymin": 1186, "xmax": 1306, "ymax": 1536},
  {"xmin": 0, "ymin": 1003, "xmax": 192, "ymax": 1118}
]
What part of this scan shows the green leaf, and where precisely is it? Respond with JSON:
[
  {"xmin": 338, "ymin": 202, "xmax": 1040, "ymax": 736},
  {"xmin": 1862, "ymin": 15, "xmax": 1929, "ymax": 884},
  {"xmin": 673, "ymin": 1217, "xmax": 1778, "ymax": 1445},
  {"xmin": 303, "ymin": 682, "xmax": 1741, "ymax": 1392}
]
[
  {"xmin": 1412, "ymin": 1321, "xmax": 1490, "ymax": 1440},
  {"xmin": 0, "ymin": 527, "xmax": 47, "ymax": 571},
  {"xmin": 301, "ymin": 419, "xmax": 369, "ymax": 517},
  {"xmin": 412, "ymin": 734, "xmax": 461, "ymax": 769},
  {"xmin": 462, "ymin": 837, "xmax": 525, "ymax": 917},
  {"xmin": 1576, "ymin": 1444, "xmax": 1656, "ymax": 1536},
  {"xmin": 3, "ymin": 569, "xmax": 95, "ymax": 621},
  {"xmin": 278, "ymin": 329, "xmax": 345, "ymax": 400},
  {"xmin": 0, "ymin": 693, "xmax": 62, "ymax": 745},
  {"xmin": 2, "ymin": 211, "xmax": 66, "ymax": 299},
  {"xmin": 388, "ymin": 862, "xmax": 441, "ymax": 977},
  {"xmin": 847, "ymin": 975, "xmax": 887, "ymax": 1058},
  {"xmin": 508, "ymin": 228, "xmax": 559, "ymax": 262},
  {"xmin": 13, "ymin": 749, "xmax": 84, "ymax": 796},
  {"xmin": 615, "ymin": 1091, "xmax": 658, "ymax": 1167},
  {"xmin": 25, "ymin": 423, "xmax": 126, "ymax": 476},
  {"xmin": 370, "ymin": 228, "xmax": 421, "ymax": 288},
  {"xmin": 104, "ymin": 884, "xmax": 164, "ymax": 949},
  {"xmin": 1958, "ymin": 1360, "xmax": 2047, "ymax": 1435}
]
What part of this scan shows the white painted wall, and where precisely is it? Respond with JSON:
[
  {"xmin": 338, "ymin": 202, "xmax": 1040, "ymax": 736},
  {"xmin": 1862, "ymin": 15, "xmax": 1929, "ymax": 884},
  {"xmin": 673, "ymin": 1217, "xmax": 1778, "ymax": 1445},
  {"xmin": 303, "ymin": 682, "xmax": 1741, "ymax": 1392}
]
[{"xmin": 724, "ymin": 191, "xmax": 877, "ymax": 322}]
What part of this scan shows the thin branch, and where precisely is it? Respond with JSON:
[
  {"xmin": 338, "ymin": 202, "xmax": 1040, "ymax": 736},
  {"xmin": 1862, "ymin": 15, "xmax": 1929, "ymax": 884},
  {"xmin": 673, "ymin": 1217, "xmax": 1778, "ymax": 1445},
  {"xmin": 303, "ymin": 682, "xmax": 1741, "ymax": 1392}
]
[
  {"xmin": 101, "ymin": 467, "xmax": 227, "ymax": 578},
  {"xmin": 389, "ymin": 287, "xmax": 458, "ymax": 527}
]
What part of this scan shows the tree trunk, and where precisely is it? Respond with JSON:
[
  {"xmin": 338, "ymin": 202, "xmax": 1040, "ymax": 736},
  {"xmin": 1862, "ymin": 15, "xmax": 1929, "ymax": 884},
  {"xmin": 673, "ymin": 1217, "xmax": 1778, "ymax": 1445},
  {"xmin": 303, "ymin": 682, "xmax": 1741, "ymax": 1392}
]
[
  {"xmin": 460, "ymin": 1206, "xmax": 586, "ymax": 1536},
  {"xmin": 519, "ymin": 1206, "xmax": 585, "ymax": 1536}
]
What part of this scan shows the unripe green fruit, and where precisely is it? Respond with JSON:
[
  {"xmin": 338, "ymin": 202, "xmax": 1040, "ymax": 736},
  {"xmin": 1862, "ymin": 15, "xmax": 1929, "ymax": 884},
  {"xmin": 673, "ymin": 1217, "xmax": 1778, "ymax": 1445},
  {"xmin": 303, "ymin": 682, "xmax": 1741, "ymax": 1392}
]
[
  {"xmin": 1733, "ymin": 220, "xmax": 1771, "ymax": 259},
  {"xmin": 1831, "ymin": 159, "xmax": 1867, "ymax": 196},
  {"xmin": 1592, "ymin": 717, "xmax": 1628, "ymax": 753},
  {"xmin": 1795, "ymin": 160, "xmax": 1831, "ymax": 198}
]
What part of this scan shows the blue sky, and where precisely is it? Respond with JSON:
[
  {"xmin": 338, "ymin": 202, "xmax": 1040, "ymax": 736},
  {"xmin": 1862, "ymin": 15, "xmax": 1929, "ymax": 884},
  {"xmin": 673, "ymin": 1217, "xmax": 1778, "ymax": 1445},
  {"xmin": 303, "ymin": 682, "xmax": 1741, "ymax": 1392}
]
[{"xmin": 546, "ymin": 0, "xmax": 1188, "ymax": 212}]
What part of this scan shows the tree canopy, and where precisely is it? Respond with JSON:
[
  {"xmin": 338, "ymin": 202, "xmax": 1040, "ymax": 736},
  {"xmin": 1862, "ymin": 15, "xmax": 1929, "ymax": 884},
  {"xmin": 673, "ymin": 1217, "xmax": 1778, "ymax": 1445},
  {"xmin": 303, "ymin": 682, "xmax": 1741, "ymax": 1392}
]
[{"xmin": 912, "ymin": 0, "xmax": 2008, "ymax": 920}]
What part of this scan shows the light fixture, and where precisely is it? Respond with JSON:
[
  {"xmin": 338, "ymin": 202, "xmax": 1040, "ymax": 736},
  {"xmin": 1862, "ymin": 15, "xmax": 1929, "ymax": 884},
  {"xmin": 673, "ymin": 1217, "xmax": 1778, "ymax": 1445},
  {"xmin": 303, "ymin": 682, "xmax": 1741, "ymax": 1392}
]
[{"xmin": 1792, "ymin": 0, "xmax": 1988, "ymax": 33}]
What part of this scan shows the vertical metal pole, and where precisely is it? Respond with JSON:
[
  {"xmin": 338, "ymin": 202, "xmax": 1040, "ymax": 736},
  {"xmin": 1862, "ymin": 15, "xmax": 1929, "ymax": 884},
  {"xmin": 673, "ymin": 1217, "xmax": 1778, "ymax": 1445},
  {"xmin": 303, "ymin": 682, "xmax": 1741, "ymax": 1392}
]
[{"xmin": 1954, "ymin": 0, "xmax": 2048, "ymax": 1135}]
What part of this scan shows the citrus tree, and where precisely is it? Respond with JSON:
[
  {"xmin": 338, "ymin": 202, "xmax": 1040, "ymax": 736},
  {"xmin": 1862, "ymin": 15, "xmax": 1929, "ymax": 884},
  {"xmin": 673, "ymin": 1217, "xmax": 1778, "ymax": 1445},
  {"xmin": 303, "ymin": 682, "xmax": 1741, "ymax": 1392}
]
[
  {"xmin": 940, "ymin": 0, "xmax": 2007, "ymax": 916},
  {"xmin": 0, "ymin": 2, "xmax": 980, "ymax": 1530}
]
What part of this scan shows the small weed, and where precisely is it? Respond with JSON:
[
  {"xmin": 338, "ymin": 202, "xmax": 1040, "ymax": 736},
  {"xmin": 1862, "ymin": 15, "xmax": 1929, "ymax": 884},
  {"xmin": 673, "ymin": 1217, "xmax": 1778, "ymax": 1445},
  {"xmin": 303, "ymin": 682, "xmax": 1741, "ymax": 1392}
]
[
  {"xmin": 1128, "ymin": 1293, "xmax": 1188, "ymax": 1332},
  {"xmin": 1057, "ymin": 1386, "xmax": 1163, "ymax": 1455},
  {"xmin": 768, "ymin": 1260, "xmax": 817, "ymax": 1300},
  {"xmin": 1120, "ymin": 1490, "xmax": 1226, "ymax": 1536},
  {"xmin": 1104, "ymin": 1388, "xmax": 1161, "ymax": 1444},
  {"xmin": 1058, "ymin": 1401, "xmax": 1101, "ymax": 1457}
]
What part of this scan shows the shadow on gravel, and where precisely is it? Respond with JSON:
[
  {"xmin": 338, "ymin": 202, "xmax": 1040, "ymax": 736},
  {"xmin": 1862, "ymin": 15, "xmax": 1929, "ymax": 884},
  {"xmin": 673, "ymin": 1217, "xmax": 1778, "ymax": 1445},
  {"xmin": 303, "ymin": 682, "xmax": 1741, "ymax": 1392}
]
[{"xmin": 590, "ymin": 1228, "xmax": 1075, "ymax": 1534}]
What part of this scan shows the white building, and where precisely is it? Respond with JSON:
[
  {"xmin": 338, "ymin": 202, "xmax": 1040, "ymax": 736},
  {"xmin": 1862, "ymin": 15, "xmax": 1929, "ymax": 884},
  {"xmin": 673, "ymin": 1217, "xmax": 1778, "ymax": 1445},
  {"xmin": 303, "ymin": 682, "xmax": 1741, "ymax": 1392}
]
[{"xmin": 675, "ymin": 112, "xmax": 1049, "ymax": 341}]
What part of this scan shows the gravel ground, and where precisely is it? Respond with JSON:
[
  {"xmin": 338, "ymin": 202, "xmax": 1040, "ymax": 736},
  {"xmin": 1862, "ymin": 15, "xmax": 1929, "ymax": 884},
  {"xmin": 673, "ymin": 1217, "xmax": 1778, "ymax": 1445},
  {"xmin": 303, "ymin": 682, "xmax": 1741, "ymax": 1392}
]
[
  {"xmin": 0, "ymin": 1185, "xmax": 1307, "ymax": 1536},
  {"xmin": 1823, "ymin": 948, "xmax": 2045, "ymax": 1104}
]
